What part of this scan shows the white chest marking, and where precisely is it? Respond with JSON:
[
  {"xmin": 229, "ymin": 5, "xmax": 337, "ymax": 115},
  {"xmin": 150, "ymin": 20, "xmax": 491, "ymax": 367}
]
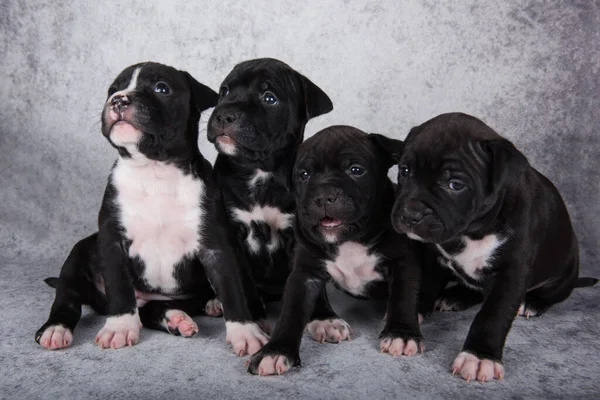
[
  {"xmin": 248, "ymin": 169, "xmax": 272, "ymax": 188},
  {"xmin": 436, "ymin": 234, "xmax": 505, "ymax": 279},
  {"xmin": 232, "ymin": 205, "xmax": 293, "ymax": 254},
  {"xmin": 324, "ymin": 241, "xmax": 383, "ymax": 296},
  {"xmin": 113, "ymin": 158, "xmax": 204, "ymax": 292}
]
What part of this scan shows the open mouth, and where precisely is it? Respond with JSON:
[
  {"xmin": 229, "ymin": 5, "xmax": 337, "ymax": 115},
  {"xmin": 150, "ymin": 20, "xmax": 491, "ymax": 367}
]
[
  {"xmin": 216, "ymin": 135, "xmax": 235, "ymax": 146},
  {"xmin": 319, "ymin": 217, "xmax": 343, "ymax": 229}
]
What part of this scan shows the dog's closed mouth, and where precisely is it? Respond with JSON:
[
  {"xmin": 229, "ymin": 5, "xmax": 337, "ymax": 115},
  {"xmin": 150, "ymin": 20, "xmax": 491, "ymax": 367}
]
[
  {"xmin": 217, "ymin": 135, "xmax": 235, "ymax": 145},
  {"xmin": 319, "ymin": 217, "xmax": 343, "ymax": 228}
]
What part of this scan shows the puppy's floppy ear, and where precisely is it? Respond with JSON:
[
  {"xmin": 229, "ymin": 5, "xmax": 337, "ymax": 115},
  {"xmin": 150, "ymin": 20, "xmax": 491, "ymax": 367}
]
[
  {"xmin": 181, "ymin": 71, "xmax": 219, "ymax": 112},
  {"xmin": 298, "ymin": 73, "xmax": 333, "ymax": 120},
  {"xmin": 368, "ymin": 133, "xmax": 405, "ymax": 169},
  {"xmin": 483, "ymin": 138, "xmax": 529, "ymax": 194}
]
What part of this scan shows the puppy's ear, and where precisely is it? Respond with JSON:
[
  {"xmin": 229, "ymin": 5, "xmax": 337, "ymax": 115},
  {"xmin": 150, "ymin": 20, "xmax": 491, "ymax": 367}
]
[
  {"xmin": 299, "ymin": 74, "xmax": 333, "ymax": 119},
  {"xmin": 368, "ymin": 133, "xmax": 405, "ymax": 169},
  {"xmin": 181, "ymin": 71, "xmax": 219, "ymax": 112},
  {"xmin": 483, "ymin": 139, "xmax": 529, "ymax": 194}
]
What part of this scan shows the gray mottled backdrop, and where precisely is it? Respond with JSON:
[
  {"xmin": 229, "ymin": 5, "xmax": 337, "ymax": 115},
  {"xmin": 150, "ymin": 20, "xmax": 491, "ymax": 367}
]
[{"xmin": 1, "ymin": 1, "xmax": 599, "ymax": 399}]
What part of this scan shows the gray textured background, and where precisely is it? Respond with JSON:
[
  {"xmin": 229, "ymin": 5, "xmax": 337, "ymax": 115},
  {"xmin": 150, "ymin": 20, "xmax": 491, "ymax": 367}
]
[{"xmin": 1, "ymin": 1, "xmax": 599, "ymax": 399}]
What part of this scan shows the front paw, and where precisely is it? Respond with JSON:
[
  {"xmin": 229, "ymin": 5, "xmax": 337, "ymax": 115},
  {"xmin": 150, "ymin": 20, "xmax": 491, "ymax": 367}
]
[
  {"xmin": 452, "ymin": 351, "xmax": 504, "ymax": 382},
  {"xmin": 305, "ymin": 318, "xmax": 351, "ymax": 343},
  {"xmin": 36, "ymin": 324, "xmax": 73, "ymax": 350},
  {"xmin": 379, "ymin": 329, "xmax": 424, "ymax": 357},
  {"xmin": 247, "ymin": 343, "xmax": 299, "ymax": 376},
  {"xmin": 225, "ymin": 321, "xmax": 270, "ymax": 356},
  {"xmin": 95, "ymin": 311, "xmax": 142, "ymax": 349}
]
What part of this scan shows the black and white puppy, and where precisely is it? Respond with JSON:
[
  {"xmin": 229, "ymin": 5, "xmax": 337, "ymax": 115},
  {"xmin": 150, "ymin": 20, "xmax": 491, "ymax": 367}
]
[
  {"xmin": 207, "ymin": 58, "xmax": 333, "ymax": 319},
  {"xmin": 247, "ymin": 126, "xmax": 423, "ymax": 376},
  {"xmin": 390, "ymin": 112, "xmax": 596, "ymax": 382},
  {"xmin": 35, "ymin": 62, "xmax": 269, "ymax": 355}
]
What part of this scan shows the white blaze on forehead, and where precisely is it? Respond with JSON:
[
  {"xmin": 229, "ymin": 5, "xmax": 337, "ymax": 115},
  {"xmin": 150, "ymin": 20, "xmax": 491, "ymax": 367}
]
[{"xmin": 108, "ymin": 66, "xmax": 143, "ymax": 103}]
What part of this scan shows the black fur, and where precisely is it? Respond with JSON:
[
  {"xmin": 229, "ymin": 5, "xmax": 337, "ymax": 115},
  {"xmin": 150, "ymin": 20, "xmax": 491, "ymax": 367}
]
[
  {"xmin": 207, "ymin": 58, "xmax": 333, "ymax": 318},
  {"xmin": 36, "ymin": 62, "xmax": 258, "ymax": 349},
  {"xmin": 247, "ymin": 126, "xmax": 423, "ymax": 374},
  {"xmin": 390, "ymin": 112, "xmax": 593, "ymax": 376}
]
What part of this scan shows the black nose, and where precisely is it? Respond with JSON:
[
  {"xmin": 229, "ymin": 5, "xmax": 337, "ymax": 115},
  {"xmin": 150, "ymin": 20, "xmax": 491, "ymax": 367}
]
[
  {"xmin": 400, "ymin": 204, "xmax": 432, "ymax": 226},
  {"xmin": 313, "ymin": 190, "xmax": 340, "ymax": 207},
  {"xmin": 215, "ymin": 111, "xmax": 240, "ymax": 126},
  {"xmin": 111, "ymin": 95, "xmax": 131, "ymax": 112}
]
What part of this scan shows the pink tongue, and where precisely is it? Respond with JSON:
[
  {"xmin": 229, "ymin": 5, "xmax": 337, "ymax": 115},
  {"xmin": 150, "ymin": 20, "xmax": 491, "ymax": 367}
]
[{"xmin": 320, "ymin": 217, "xmax": 342, "ymax": 227}]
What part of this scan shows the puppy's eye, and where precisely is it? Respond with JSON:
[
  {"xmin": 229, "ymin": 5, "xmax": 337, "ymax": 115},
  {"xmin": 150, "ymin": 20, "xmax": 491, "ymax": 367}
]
[
  {"xmin": 262, "ymin": 92, "xmax": 278, "ymax": 105},
  {"xmin": 219, "ymin": 86, "xmax": 229, "ymax": 97},
  {"xmin": 349, "ymin": 166, "xmax": 365, "ymax": 176},
  {"xmin": 298, "ymin": 170, "xmax": 310, "ymax": 181},
  {"xmin": 399, "ymin": 166, "xmax": 410, "ymax": 177},
  {"xmin": 448, "ymin": 181, "xmax": 466, "ymax": 191},
  {"xmin": 153, "ymin": 82, "xmax": 171, "ymax": 94},
  {"xmin": 108, "ymin": 85, "xmax": 118, "ymax": 96}
]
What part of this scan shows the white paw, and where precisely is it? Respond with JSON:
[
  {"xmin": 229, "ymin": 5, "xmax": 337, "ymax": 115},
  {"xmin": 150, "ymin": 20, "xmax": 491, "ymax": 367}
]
[
  {"xmin": 38, "ymin": 325, "xmax": 73, "ymax": 350},
  {"xmin": 205, "ymin": 298, "xmax": 223, "ymax": 317},
  {"xmin": 164, "ymin": 309, "xmax": 198, "ymax": 337},
  {"xmin": 256, "ymin": 355, "xmax": 292, "ymax": 376},
  {"xmin": 95, "ymin": 310, "xmax": 142, "ymax": 349},
  {"xmin": 452, "ymin": 351, "xmax": 504, "ymax": 382},
  {"xmin": 225, "ymin": 322, "xmax": 269, "ymax": 356},
  {"xmin": 516, "ymin": 303, "xmax": 538, "ymax": 319},
  {"xmin": 306, "ymin": 318, "xmax": 352, "ymax": 343},
  {"xmin": 380, "ymin": 337, "xmax": 423, "ymax": 356}
]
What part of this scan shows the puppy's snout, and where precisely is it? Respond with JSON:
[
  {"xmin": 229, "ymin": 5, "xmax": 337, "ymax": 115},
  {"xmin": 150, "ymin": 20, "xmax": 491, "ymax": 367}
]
[
  {"xmin": 313, "ymin": 189, "xmax": 341, "ymax": 207},
  {"xmin": 111, "ymin": 95, "xmax": 131, "ymax": 112},
  {"xmin": 400, "ymin": 203, "xmax": 432, "ymax": 227},
  {"xmin": 215, "ymin": 111, "xmax": 240, "ymax": 126}
]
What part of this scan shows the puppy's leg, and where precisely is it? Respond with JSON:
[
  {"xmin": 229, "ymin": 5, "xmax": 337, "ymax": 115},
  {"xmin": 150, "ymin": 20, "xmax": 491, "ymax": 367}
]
[
  {"xmin": 36, "ymin": 234, "xmax": 106, "ymax": 350},
  {"xmin": 435, "ymin": 284, "xmax": 484, "ymax": 312},
  {"xmin": 139, "ymin": 298, "xmax": 208, "ymax": 337},
  {"xmin": 380, "ymin": 259, "xmax": 423, "ymax": 357},
  {"xmin": 452, "ymin": 261, "xmax": 526, "ymax": 382},
  {"xmin": 418, "ymin": 252, "xmax": 452, "ymax": 318},
  {"xmin": 305, "ymin": 288, "xmax": 351, "ymax": 344},
  {"xmin": 247, "ymin": 267, "xmax": 327, "ymax": 376},
  {"xmin": 94, "ymin": 229, "xmax": 141, "ymax": 349}
]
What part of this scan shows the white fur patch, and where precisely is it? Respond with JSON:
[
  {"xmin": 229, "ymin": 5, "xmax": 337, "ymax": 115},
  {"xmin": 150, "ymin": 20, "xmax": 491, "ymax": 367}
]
[
  {"xmin": 436, "ymin": 234, "xmax": 505, "ymax": 280},
  {"xmin": 248, "ymin": 169, "xmax": 272, "ymax": 188},
  {"xmin": 216, "ymin": 138, "xmax": 237, "ymax": 155},
  {"xmin": 225, "ymin": 321, "xmax": 270, "ymax": 356},
  {"xmin": 112, "ymin": 158, "xmax": 204, "ymax": 292},
  {"xmin": 406, "ymin": 232, "xmax": 425, "ymax": 242},
  {"xmin": 324, "ymin": 241, "xmax": 383, "ymax": 296},
  {"xmin": 95, "ymin": 309, "xmax": 142, "ymax": 349},
  {"xmin": 232, "ymin": 205, "xmax": 294, "ymax": 254}
]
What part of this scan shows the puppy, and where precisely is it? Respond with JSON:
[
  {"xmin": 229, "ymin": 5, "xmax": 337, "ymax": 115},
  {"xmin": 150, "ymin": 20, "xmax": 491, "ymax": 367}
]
[
  {"xmin": 390, "ymin": 112, "xmax": 597, "ymax": 382},
  {"xmin": 247, "ymin": 126, "xmax": 423, "ymax": 376},
  {"xmin": 207, "ymin": 58, "xmax": 333, "ymax": 320},
  {"xmin": 36, "ymin": 62, "xmax": 268, "ymax": 355}
]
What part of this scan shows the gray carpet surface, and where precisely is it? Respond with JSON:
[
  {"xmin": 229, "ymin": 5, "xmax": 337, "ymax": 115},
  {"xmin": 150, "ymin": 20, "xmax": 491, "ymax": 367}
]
[{"xmin": 1, "ymin": 1, "xmax": 599, "ymax": 399}]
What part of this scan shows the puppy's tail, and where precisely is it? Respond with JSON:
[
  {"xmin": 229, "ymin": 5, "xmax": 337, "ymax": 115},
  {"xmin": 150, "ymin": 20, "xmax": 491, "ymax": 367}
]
[
  {"xmin": 575, "ymin": 277, "xmax": 599, "ymax": 288},
  {"xmin": 44, "ymin": 277, "xmax": 59, "ymax": 288}
]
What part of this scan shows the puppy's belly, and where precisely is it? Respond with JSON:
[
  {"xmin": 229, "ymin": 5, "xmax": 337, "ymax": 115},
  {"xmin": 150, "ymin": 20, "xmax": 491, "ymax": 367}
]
[
  {"xmin": 112, "ymin": 159, "xmax": 205, "ymax": 292},
  {"xmin": 231, "ymin": 205, "xmax": 294, "ymax": 254},
  {"xmin": 325, "ymin": 241, "xmax": 383, "ymax": 296}
]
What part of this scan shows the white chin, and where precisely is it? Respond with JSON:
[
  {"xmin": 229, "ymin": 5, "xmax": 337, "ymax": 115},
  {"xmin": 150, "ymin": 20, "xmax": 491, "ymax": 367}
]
[
  {"xmin": 323, "ymin": 232, "xmax": 339, "ymax": 243},
  {"xmin": 110, "ymin": 123, "xmax": 142, "ymax": 147},
  {"xmin": 217, "ymin": 141, "xmax": 237, "ymax": 156},
  {"xmin": 406, "ymin": 232, "xmax": 425, "ymax": 242}
]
